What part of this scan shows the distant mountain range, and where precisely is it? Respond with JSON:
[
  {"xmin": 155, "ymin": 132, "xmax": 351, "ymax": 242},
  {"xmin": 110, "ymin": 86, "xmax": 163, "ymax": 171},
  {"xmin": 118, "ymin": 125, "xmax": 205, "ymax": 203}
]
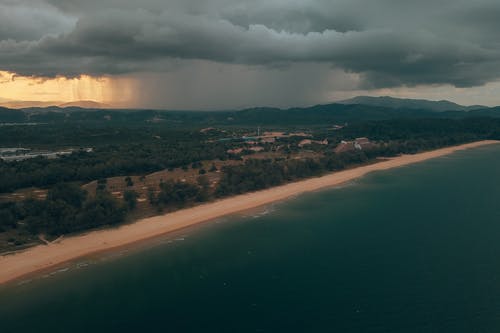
[
  {"xmin": 1, "ymin": 96, "xmax": 499, "ymax": 126},
  {"xmin": 59, "ymin": 100, "xmax": 111, "ymax": 108},
  {"xmin": 0, "ymin": 96, "xmax": 492, "ymax": 113},
  {"xmin": 338, "ymin": 96, "xmax": 486, "ymax": 112},
  {"xmin": 0, "ymin": 99, "xmax": 110, "ymax": 109}
]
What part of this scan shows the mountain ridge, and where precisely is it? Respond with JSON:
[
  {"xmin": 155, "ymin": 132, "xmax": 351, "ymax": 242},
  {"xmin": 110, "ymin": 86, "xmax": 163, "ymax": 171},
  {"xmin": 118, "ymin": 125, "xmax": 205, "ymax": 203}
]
[
  {"xmin": 338, "ymin": 96, "xmax": 486, "ymax": 112},
  {"xmin": 0, "ymin": 99, "xmax": 110, "ymax": 109}
]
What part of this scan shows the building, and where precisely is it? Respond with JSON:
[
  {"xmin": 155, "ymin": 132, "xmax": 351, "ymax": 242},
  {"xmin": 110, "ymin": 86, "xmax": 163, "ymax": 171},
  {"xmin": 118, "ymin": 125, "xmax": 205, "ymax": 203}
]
[
  {"xmin": 354, "ymin": 137, "xmax": 374, "ymax": 150},
  {"xmin": 289, "ymin": 132, "xmax": 311, "ymax": 137},
  {"xmin": 298, "ymin": 139, "xmax": 329, "ymax": 148},
  {"xmin": 260, "ymin": 137, "xmax": 276, "ymax": 144},
  {"xmin": 334, "ymin": 137, "xmax": 374, "ymax": 153},
  {"xmin": 334, "ymin": 141, "xmax": 356, "ymax": 153},
  {"xmin": 227, "ymin": 148, "xmax": 244, "ymax": 155},
  {"xmin": 298, "ymin": 139, "xmax": 313, "ymax": 147},
  {"xmin": 262, "ymin": 131, "xmax": 285, "ymax": 137},
  {"xmin": 318, "ymin": 139, "xmax": 329, "ymax": 145}
]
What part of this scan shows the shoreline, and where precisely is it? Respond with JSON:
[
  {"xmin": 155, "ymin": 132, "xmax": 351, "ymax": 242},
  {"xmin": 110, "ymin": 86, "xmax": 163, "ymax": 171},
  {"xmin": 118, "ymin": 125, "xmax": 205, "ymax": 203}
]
[{"xmin": 1, "ymin": 140, "xmax": 498, "ymax": 285}]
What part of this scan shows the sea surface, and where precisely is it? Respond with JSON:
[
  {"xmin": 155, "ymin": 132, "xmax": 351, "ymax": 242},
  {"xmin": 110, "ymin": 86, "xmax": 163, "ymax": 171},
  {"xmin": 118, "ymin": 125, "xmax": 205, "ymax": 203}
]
[{"xmin": 1, "ymin": 144, "xmax": 500, "ymax": 332}]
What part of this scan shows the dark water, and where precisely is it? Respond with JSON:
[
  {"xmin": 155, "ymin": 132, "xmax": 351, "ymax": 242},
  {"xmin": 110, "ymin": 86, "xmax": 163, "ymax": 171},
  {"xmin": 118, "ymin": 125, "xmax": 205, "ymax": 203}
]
[{"xmin": 1, "ymin": 145, "xmax": 500, "ymax": 332}]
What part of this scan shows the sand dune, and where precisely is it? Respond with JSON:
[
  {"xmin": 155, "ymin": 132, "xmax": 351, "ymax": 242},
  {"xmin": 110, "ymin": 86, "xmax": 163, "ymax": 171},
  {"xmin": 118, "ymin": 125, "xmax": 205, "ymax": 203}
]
[{"xmin": 0, "ymin": 140, "xmax": 498, "ymax": 285}]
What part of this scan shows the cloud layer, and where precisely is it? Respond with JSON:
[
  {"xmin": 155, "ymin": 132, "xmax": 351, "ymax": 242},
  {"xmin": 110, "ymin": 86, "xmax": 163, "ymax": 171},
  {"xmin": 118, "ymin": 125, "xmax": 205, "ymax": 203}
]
[{"xmin": 1, "ymin": 0, "xmax": 500, "ymax": 89}]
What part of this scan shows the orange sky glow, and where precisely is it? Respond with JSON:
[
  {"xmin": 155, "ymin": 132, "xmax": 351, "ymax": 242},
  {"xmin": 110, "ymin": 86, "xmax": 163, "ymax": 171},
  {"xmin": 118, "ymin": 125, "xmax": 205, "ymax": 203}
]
[{"xmin": 0, "ymin": 71, "xmax": 136, "ymax": 107}]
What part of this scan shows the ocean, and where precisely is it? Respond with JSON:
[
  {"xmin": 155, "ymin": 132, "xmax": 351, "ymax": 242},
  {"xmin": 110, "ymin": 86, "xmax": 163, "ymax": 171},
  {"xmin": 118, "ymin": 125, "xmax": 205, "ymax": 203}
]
[{"xmin": 1, "ymin": 144, "xmax": 500, "ymax": 332}]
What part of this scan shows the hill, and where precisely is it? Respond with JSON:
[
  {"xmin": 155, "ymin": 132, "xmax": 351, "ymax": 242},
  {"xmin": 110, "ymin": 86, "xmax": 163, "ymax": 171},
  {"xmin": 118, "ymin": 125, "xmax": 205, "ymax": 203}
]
[
  {"xmin": 58, "ymin": 100, "xmax": 110, "ymax": 108},
  {"xmin": 0, "ymin": 99, "xmax": 109, "ymax": 109},
  {"xmin": 0, "ymin": 101, "xmax": 499, "ymax": 126},
  {"xmin": 0, "ymin": 100, "xmax": 60, "ymax": 109},
  {"xmin": 338, "ymin": 96, "xmax": 485, "ymax": 112}
]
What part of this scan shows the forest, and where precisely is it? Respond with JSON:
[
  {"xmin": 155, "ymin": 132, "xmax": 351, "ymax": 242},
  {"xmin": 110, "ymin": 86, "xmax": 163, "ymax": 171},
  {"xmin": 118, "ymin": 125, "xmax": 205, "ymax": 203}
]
[
  {"xmin": 2, "ymin": 117, "xmax": 499, "ymax": 193},
  {"xmin": 1, "ymin": 115, "xmax": 500, "ymax": 250},
  {"xmin": 0, "ymin": 183, "xmax": 126, "ymax": 237}
]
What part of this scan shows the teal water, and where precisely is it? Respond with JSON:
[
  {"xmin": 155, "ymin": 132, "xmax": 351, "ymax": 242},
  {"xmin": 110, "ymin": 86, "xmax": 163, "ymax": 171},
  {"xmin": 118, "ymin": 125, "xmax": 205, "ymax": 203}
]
[{"xmin": 1, "ymin": 145, "xmax": 500, "ymax": 332}]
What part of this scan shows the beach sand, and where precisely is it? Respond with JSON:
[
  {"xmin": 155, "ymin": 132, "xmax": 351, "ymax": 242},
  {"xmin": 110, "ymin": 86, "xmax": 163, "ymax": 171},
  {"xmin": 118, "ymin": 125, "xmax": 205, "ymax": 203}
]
[{"xmin": 1, "ymin": 140, "xmax": 498, "ymax": 285}]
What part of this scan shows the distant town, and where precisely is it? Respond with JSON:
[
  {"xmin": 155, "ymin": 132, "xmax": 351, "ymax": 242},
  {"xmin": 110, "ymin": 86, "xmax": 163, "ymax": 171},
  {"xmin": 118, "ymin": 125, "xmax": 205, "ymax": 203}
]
[{"xmin": 0, "ymin": 147, "xmax": 93, "ymax": 162}]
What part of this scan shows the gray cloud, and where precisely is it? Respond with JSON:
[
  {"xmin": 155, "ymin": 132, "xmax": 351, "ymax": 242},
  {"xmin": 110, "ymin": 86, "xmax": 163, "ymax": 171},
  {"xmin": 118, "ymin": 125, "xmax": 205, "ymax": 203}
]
[
  {"xmin": 0, "ymin": 0, "xmax": 500, "ymax": 89},
  {"xmin": 0, "ymin": 0, "xmax": 75, "ymax": 41},
  {"xmin": 125, "ymin": 61, "xmax": 356, "ymax": 110}
]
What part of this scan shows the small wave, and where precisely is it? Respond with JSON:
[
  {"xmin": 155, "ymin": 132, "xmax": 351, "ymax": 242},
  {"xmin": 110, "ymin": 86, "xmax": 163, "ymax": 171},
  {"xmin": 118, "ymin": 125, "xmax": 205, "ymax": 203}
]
[
  {"xmin": 76, "ymin": 262, "xmax": 90, "ymax": 269},
  {"xmin": 331, "ymin": 181, "xmax": 356, "ymax": 190},
  {"xmin": 17, "ymin": 279, "xmax": 33, "ymax": 286},
  {"xmin": 214, "ymin": 217, "xmax": 228, "ymax": 224},
  {"xmin": 49, "ymin": 267, "xmax": 70, "ymax": 276},
  {"xmin": 251, "ymin": 206, "xmax": 276, "ymax": 219},
  {"xmin": 100, "ymin": 251, "xmax": 127, "ymax": 262}
]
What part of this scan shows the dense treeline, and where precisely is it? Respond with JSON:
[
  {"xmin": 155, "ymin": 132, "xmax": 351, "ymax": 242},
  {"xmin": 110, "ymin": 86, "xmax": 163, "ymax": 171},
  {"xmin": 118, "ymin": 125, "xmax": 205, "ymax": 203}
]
[
  {"xmin": 149, "ymin": 176, "xmax": 211, "ymax": 211},
  {"xmin": 0, "ymin": 128, "xmax": 230, "ymax": 192},
  {"xmin": 215, "ymin": 151, "xmax": 370, "ymax": 197},
  {"xmin": 0, "ymin": 124, "xmax": 227, "ymax": 147},
  {"xmin": 3, "ymin": 111, "xmax": 500, "ymax": 250},
  {"xmin": 0, "ymin": 183, "xmax": 126, "ymax": 236},
  {"xmin": 326, "ymin": 118, "xmax": 500, "ymax": 144},
  {"xmin": 3, "ymin": 103, "xmax": 500, "ymax": 127},
  {"xmin": 3, "ymin": 117, "xmax": 500, "ymax": 193},
  {"xmin": 1, "ymin": 124, "xmax": 497, "ymax": 240}
]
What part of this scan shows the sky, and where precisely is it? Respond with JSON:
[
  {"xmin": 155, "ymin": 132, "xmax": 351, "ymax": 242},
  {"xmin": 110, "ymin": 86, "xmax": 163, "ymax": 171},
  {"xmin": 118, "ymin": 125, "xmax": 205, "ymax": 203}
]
[{"xmin": 1, "ymin": 0, "xmax": 500, "ymax": 109}]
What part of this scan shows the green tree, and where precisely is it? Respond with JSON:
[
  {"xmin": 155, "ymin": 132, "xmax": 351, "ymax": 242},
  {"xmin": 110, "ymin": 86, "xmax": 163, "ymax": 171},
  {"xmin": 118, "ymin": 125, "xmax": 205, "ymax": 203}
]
[
  {"xmin": 77, "ymin": 192, "xmax": 126, "ymax": 228},
  {"xmin": 97, "ymin": 178, "xmax": 107, "ymax": 191},
  {"xmin": 196, "ymin": 175, "xmax": 211, "ymax": 202},
  {"xmin": 124, "ymin": 190, "xmax": 139, "ymax": 210},
  {"xmin": 125, "ymin": 176, "xmax": 134, "ymax": 187},
  {"xmin": 47, "ymin": 183, "xmax": 87, "ymax": 208},
  {"xmin": 0, "ymin": 209, "xmax": 16, "ymax": 231}
]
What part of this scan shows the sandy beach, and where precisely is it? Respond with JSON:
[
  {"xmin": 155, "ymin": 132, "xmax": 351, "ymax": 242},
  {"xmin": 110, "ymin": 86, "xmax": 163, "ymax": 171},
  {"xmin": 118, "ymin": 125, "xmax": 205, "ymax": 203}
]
[{"xmin": 1, "ymin": 140, "xmax": 498, "ymax": 285}]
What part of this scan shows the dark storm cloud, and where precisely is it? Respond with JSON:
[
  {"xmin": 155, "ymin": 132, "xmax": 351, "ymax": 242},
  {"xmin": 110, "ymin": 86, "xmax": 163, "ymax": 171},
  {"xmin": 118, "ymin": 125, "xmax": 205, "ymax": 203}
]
[
  {"xmin": 1, "ymin": 0, "xmax": 500, "ymax": 88},
  {"xmin": 0, "ymin": 0, "xmax": 75, "ymax": 41}
]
